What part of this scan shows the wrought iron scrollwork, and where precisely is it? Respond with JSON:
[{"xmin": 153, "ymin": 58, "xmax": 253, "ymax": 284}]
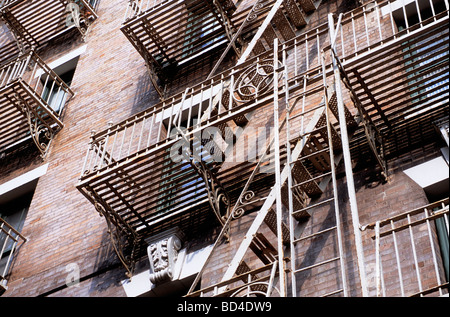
[
  {"xmin": 232, "ymin": 190, "xmax": 255, "ymax": 219},
  {"xmin": 86, "ymin": 187, "xmax": 138, "ymax": 277},
  {"xmin": 233, "ymin": 58, "xmax": 282, "ymax": 103},
  {"xmin": 174, "ymin": 131, "xmax": 231, "ymax": 228},
  {"xmin": 247, "ymin": 0, "xmax": 268, "ymax": 22},
  {"xmin": 188, "ymin": 156, "xmax": 231, "ymax": 226},
  {"xmin": 65, "ymin": 0, "xmax": 96, "ymax": 39},
  {"xmin": 7, "ymin": 91, "xmax": 60, "ymax": 159}
]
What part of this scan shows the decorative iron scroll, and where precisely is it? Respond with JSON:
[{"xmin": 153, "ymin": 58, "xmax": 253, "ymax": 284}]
[
  {"xmin": 233, "ymin": 58, "xmax": 282, "ymax": 103},
  {"xmin": 176, "ymin": 133, "xmax": 231, "ymax": 228},
  {"xmin": 65, "ymin": 0, "xmax": 96, "ymax": 38},
  {"xmin": 86, "ymin": 187, "xmax": 138, "ymax": 277},
  {"xmin": 190, "ymin": 155, "xmax": 231, "ymax": 226},
  {"xmin": 7, "ymin": 91, "xmax": 60, "ymax": 159},
  {"xmin": 247, "ymin": 0, "xmax": 269, "ymax": 23}
]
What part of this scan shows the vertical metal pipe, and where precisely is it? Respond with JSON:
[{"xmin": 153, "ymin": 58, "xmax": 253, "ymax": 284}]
[
  {"xmin": 425, "ymin": 208, "xmax": 443, "ymax": 296},
  {"xmin": 407, "ymin": 213, "xmax": 423, "ymax": 295},
  {"xmin": 321, "ymin": 51, "xmax": 348, "ymax": 297},
  {"xmin": 328, "ymin": 13, "xmax": 368, "ymax": 297},
  {"xmin": 375, "ymin": 221, "xmax": 382, "ymax": 297},
  {"xmin": 391, "ymin": 219, "xmax": 405, "ymax": 296},
  {"xmin": 273, "ymin": 38, "xmax": 286, "ymax": 297},
  {"xmin": 284, "ymin": 42, "xmax": 297, "ymax": 297}
]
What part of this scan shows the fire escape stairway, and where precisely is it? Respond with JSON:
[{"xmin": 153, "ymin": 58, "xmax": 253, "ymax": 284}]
[
  {"xmin": 190, "ymin": 0, "xmax": 324, "ymax": 227},
  {"xmin": 219, "ymin": 90, "xmax": 354, "ymax": 296},
  {"xmin": 186, "ymin": 81, "xmax": 359, "ymax": 297},
  {"xmin": 248, "ymin": 0, "xmax": 316, "ymax": 57}
]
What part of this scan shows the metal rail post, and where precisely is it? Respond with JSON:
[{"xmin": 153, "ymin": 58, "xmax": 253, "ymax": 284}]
[{"xmin": 328, "ymin": 13, "xmax": 368, "ymax": 297}]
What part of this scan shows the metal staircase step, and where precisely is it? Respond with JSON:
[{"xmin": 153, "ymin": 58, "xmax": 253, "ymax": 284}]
[
  {"xmin": 220, "ymin": 89, "xmax": 249, "ymax": 126},
  {"xmin": 273, "ymin": 10, "xmax": 296, "ymax": 41},
  {"xmin": 281, "ymin": 183, "xmax": 312, "ymax": 220},
  {"xmin": 282, "ymin": 0, "xmax": 307, "ymax": 28},
  {"xmin": 262, "ymin": 24, "xmax": 278, "ymax": 48},
  {"xmin": 234, "ymin": 260, "xmax": 269, "ymax": 295},
  {"xmin": 264, "ymin": 208, "xmax": 291, "ymax": 243},
  {"xmin": 252, "ymin": 40, "xmax": 268, "ymax": 56},
  {"xmin": 291, "ymin": 159, "xmax": 323, "ymax": 196},
  {"xmin": 298, "ymin": 0, "xmax": 316, "ymax": 13},
  {"xmin": 249, "ymin": 233, "xmax": 278, "ymax": 265},
  {"xmin": 327, "ymin": 90, "xmax": 358, "ymax": 129}
]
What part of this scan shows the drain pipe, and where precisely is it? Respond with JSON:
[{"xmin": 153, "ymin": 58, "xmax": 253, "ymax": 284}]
[{"xmin": 328, "ymin": 13, "xmax": 369, "ymax": 297}]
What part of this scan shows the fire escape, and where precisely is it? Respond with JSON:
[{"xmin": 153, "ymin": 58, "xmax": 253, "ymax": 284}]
[
  {"xmin": 77, "ymin": 0, "xmax": 449, "ymax": 296},
  {"xmin": 0, "ymin": 0, "xmax": 99, "ymax": 294},
  {"xmin": 0, "ymin": 0, "xmax": 99, "ymax": 157}
]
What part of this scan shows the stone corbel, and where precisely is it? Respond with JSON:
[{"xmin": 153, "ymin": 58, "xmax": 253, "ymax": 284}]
[{"xmin": 145, "ymin": 228, "xmax": 185, "ymax": 285}]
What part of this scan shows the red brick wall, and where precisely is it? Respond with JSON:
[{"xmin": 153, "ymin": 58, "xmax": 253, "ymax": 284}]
[{"xmin": 2, "ymin": 0, "xmax": 149, "ymax": 296}]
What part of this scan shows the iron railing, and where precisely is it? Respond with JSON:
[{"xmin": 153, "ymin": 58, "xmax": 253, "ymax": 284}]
[
  {"xmin": 0, "ymin": 217, "xmax": 26, "ymax": 294},
  {"xmin": 362, "ymin": 198, "xmax": 449, "ymax": 297},
  {"xmin": 0, "ymin": 49, "xmax": 74, "ymax": 155}
]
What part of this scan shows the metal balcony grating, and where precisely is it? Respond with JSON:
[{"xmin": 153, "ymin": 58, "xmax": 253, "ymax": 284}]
[
  {"xmin": 0, "ymin": 0, "xmax": 99, "ymax": 61},
  {"xmin": 79, "ymin": 0, "xmax": 449, "ymax": 276},
  {"xmin": 0, "ymin": 49, "xmax": 74, "ymax": 157},
  {"xmin": 121, "ymin": 0, "xmax": 238, "ymax": 85}
]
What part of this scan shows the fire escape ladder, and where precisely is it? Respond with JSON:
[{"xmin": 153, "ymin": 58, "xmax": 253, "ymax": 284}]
[
  {"xmin": 213, "ymin": 93, "xmax": 349, "ymax": 297},
  {"xmin": 186, "ymin": 38, "xmax": 362, "ymax": 296}
]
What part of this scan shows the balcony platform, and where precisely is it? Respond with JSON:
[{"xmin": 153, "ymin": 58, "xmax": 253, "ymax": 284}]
[
  {"xmin": 79, "ymin": 1, "xmax": 449, "ymax": 275},
  {"xmin": 0, "ymin": 50, "xmax": 74, "ymax": 157},
  {"xmin": 0, "ymin": 0, "xmax": 98, "ymax": 61}
]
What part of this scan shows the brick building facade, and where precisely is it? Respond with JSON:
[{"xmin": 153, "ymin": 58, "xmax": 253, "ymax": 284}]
[{"xmin": 0, "ymin": 0, "xmax": 448, "ymax": 297}]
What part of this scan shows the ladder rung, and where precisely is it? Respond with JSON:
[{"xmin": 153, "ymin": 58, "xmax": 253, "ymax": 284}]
[
  {"xmin": 290, "ymin": 147, "xmax": 330, "ymax": 165},
  {"xmin": 291, "ymin": 171, "xmax": 333, "ymax": 190},
  {"xmin": 292, "ymin": 197, "xmax": 334, "ymax": 216},
  {"xmin": 293, "ymin": 226, "xmax": 337, "ymax": 244},
  {"xmin": 321, "ymin": 289, "xmax": 344, "ymax": 297},
  {"xmin": 293, "ymin": 256, "xmax": 340, "ymax": 274},
  {"xmin": 289, "ymin": 103, "xmax": 324, "ymax": 121}
]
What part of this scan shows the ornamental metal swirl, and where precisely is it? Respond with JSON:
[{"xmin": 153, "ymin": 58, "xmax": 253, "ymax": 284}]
[
  {"xmin": 232, "ymin": 58, "xmax": 281, "ymax": 103},
  {"xmin": 87, "ymin": 187, "xmax": 137, "ymax": 277},
  {"xmin": 9, "ymin": 91, "xmax": 57, "ymax": 159}
]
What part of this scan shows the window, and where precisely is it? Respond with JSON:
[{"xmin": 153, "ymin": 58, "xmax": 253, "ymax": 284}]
[
  {"xmin": 42, "ymin": 68, "xmax": 75, "ymax": 114},
  {"xmin": 0, "ymin": 192, "xmax": 33, "ymax": 289},
  {"xmin": 38, "ymin": 47, "xmax": 84, "ymax": 115},
  {"xmin": 0, "ymin": 165, "xmax": 46, "ymax": 291},
  {"xmin": 390, "ymin": 0, "xmax": 449, "ymax": 118},
  {"xmin": 181, "ymin": 3, "xmax": 226, "ymax": 63}
]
